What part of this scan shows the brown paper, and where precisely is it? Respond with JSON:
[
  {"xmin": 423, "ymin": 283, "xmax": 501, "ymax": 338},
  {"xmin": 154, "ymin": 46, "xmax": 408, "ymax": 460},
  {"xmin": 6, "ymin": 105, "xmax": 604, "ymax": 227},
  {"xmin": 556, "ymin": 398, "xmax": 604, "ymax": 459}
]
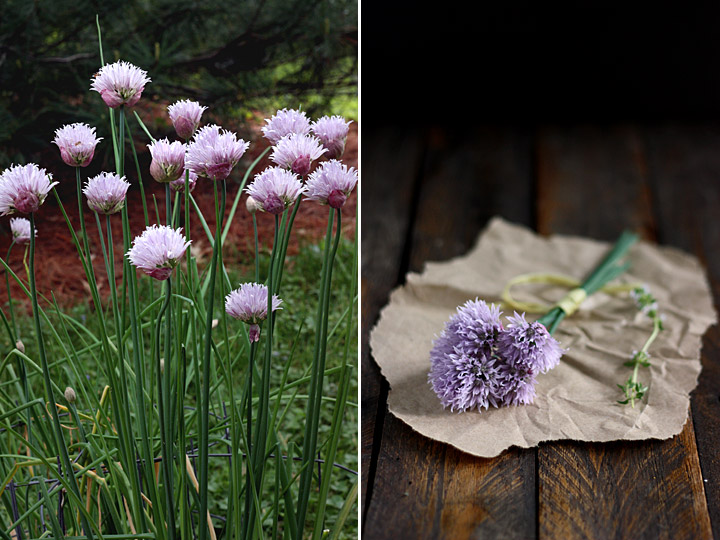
[{"xmin": 370, "ymin": 218, "xmax": 717, "ymax": 458}]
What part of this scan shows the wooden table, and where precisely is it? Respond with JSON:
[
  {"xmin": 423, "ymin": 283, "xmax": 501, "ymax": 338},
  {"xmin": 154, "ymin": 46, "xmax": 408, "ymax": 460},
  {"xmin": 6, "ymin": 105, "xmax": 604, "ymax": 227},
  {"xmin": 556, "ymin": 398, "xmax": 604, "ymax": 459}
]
[{"xmin": 361, "ymin": 124, "xmax": 720, "ymax": 539}]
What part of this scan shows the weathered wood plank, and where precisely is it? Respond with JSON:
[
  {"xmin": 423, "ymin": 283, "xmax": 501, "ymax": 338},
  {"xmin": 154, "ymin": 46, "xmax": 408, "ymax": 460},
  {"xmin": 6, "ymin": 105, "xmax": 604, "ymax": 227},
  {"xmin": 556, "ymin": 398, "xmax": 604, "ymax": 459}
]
[
  {"xmin": 643, "ymin": 124, "xmax": 720, "ymax": 537},
  {"xmin": 364, "ymin": 126, "xmax": 537, "ymax": 539},
  {"xmin": 536, "ymin": 125, "xmax": 655, "ymax": 240},
  {"xmin": 361, "ymin": 128, "xmax": 426, "ymax": 518},
  {"xmin": 536, "ymin": 125, "xmax": 712, "ymax": 539},
  {"xmin": 368, "ymin": 414, "xmax": 536, "ymax": 540}
]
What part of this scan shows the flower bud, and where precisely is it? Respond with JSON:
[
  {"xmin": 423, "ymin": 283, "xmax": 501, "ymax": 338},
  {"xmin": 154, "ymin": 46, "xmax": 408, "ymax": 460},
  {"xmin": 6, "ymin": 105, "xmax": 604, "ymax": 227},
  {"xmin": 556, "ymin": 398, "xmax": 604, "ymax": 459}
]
[
  {"xmin": 64, "ymin": 387, "xmax": 77, "ymax": 404},
  {"xmin": 246, "ymin": 196, "xmax": 261, "ymax": 214},
  {"xmin": 15, "ymin": 340, "xmax": 24, "ymax": 354},
  {"xmin": 248, "ymin": 323, "xmax": 261, "ymax": 342}
]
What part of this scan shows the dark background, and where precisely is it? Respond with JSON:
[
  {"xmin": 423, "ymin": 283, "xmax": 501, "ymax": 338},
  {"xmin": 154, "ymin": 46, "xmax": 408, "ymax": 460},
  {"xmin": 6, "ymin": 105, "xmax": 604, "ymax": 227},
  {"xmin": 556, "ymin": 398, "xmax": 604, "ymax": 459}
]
[
  {"xmin": 364, "ymin": 3, "xmax": 720, "ymax": 125},
  {"xmin": 0, "ymin": 0, "xmax": 358, "ymax": 167}
]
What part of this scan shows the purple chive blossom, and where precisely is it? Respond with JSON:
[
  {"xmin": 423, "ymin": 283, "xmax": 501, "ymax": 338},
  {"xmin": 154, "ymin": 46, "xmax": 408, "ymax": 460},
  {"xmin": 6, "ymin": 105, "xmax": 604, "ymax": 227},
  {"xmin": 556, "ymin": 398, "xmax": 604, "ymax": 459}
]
[
  {"xmin": 90, "ymin": 60, "xmax": 151, "ymax": 108},
  {"xmin": 429, "ymin": 299, "xmax": 504, "ymax": 412},
  {"xmin": 148, "ymin": 139, "xmax": 186, "ymax": 183},
  {"xmin": 496, "ymin": 312, "xmax": 563, "ymax": 374},
  {"xmin": 127, "ymin": 225, "xmax": 191, "ymax": 281},
  {"xmin": 496, "ymin": 363, "xmax": 538, "ymax": 406},
  {"xmin": 10, "ymin": 217, "xmax": 34, "ymax": 245},
  {"xmin": 52, "ymin": 123, "xmax": 102, "ymax": 167},
  {"xmin": 261, "ymin": 108, "xmax": 311, "ymax": 145},
  {"xmin": 169, "ymin": 169, "xmax": 198, "ymax": 193},
  {"xmin": 311, "ymin": 115, "xmax": 352, "ymax": 159},
  {"xmin": 270, "ymin": 133, "xmax": 326, "ymax": 176},
  {"xmin": 245, "ymin": 167, "xmax": 306, "ymax": 215},
  {"xmin": 0, "ymin": 164, "xmax": 58, "ymax": 215},
  {"xmin": 225, "ymin": 282, "xmax": 283, "ymax": 342},
  {"xmin": 429, "ymin": 301, "xmax": 564, "ymax": 413},
  {"xmin": 83, "ymin": 172, "xmax": 130, "ymax": 215},
  {"xmin": 185, "ymin": 125, "xmax": 249, "ymax": 180},
  {"xmin": 168, "ymin": 99, "xmax": 207, "ymax": 140},
  {"xmin": 305, "ymin": 159, "xmax": 358, "ymax": 209}
]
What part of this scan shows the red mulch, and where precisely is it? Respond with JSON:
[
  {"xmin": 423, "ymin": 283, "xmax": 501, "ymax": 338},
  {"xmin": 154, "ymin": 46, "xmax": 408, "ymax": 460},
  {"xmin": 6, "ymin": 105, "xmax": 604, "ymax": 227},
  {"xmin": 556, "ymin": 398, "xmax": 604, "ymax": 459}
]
[{"xmin": 0, "ymin": 122, "xmax": 357, "ymax": 311}]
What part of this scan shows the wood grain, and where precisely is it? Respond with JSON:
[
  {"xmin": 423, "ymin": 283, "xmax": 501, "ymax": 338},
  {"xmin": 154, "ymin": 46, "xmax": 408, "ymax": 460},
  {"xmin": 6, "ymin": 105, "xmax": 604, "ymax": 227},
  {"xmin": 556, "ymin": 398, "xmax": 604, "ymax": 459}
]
[
  {"xmin": 361, "ymin": 127, "xmax": 427, "ymax": 518},
  {"xmin": 536, "ymin": 125, "xmax": 712, "ymax": 539},
  {"xmin": 364, "ymin": 126, "xmax": 537, "ymax": 539},
  {"xmin": 642, "ymin": 124, "xmax": 720, "ymax": 537},
  {"xmin": 367, "ymin": 414, "xmax": 535, "ymax": 540}
]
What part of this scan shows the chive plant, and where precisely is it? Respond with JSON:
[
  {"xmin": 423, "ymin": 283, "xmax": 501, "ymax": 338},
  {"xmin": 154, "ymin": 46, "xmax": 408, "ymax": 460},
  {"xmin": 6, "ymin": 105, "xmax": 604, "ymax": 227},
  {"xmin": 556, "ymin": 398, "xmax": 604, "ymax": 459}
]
[{"xmin": 0, "ymin": 19, "xmax": 357, "ymax": 540}]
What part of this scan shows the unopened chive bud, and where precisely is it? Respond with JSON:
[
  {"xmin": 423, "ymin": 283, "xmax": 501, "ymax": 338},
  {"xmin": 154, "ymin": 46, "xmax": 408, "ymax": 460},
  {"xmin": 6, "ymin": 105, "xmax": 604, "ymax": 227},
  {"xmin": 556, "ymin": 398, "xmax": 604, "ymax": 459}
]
[
  {"xmin": 64, "ymin": 387, "xmax": 76, "ymax": 404},
  {"xmin": 246, "ymin": 195, "xmax": 261, "ymax": 214},
  {"xmin": 15, "ymin": 340, "xmax": 24, "ymax": 354}
]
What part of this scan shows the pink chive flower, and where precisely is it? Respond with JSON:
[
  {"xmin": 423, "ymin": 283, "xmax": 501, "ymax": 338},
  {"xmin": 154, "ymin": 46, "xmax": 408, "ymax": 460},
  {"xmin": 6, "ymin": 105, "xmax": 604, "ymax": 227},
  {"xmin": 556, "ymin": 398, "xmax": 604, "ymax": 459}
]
[
  {"xmin": 0, "ymin": 164, "xmax": 58, "ymax": 215},
  {"xmin": 245, "ymin": 167, "xmax": 306, "ymax": 215},
  {"xmin": 10, "ymin": 217, "xmax": 34, "ymax": 245},
  {"xmin": 168, "ymin": 99, "xmax": 207, "ymax": 140},
  {"xmin": 127, "ymin": 225, "xmax": 191, "ymax": 281},
  {"xmin": 261, "ymin": 108, "xmax": 311, "ymax": 145},
  {"xmin": 169, "ymin": 169, "xmax": 198, "ymax": 193},
  {"xmin": 270, "ymin": 133, "xmax": 326, "ymax": 176},
  {"xmin": 90, "ymin": 60, "xmax": 151, "ymax": 108},
  {"xmin": 52, "ymin": 123, "xmax": 102, "ymax": 167},
  {"xmin": 225, "ymin": 282, "xmax": 283, "ymax": 342},
  {"xmin": 185, "ymin": 125, "xmax": 250, "ymax": 180},
  {"xmin": 311, "ymin": 115, "xmax": 352, "ymax": 159},
  {"xmin": 148, "ymin": 139, "xmax": 186, "ymax": 183},
  {"xmin": 83, "ymin": 172, "xmax": 130, "ymax": 215},
  {"xmin": 305, "ymin": 160, "xmax": 358, "ymax": 209}
]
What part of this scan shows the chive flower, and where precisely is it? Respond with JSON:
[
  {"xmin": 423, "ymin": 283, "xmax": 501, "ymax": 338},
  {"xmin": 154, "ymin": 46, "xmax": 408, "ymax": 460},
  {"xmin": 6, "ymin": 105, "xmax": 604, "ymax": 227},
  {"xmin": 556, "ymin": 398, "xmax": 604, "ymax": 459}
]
[
  {"xmin": 311, "ymin": 115, "xmax": 352, "ymax": 159},
  {"xmin": 83, "ymin": 172, "xmax": 130, "ymax": 215},
  {"xmin": 127, "ymin": 225, "xmax": 191, "ymax": 281},
  {"xmin": 168, "ymin": 99, "xmax": 207, "ymax": 140},
  {"xmin": 148, "ymin": 139, "xmax": 186, "ymax": 183},
  {"xmin": 169, "ymin": 169, "xmax": 198, "ymax": 193},
  {"xmin": 429, "ymin": 300, "xmax": 563, "ymax": 413},
  {"xmin": 90, "ymin": 60, "xmax": 151, "ymax": 108},
  {"xmin": 496, "ymin": 312, "xmax": 563, "ymax": 374},
  {"xmin": 52, "ymin": 123, "xmax": 102, "ymax": 167},
  {"xmin": 245, "ymin": 167, "xmax": 306, "ymax": 215},
  {"xmin": 305, "ymin": 160, "xmax": 358, "ymax": 209},
  {"xmin": 270, "ymin": 133, "xmax": 326, "ymax": 176},
  {"xmin": 261, "ymin": 108, "xmax": 311, "ymax": 145},
  {"xmin": 429, "ymin": 300, "xmax": 504, "ymax": 412},
  {"xmin": 0, "ymin": 164, "xmax": 58, "ymax": 215},
  {"xmin": 225, "ymin": 282, "xmax": 283, "ymax": 342},
  {"xmin": 185, "ymin": 125, "xmax": 250, "ymax": 180},
  {"xmin": 10, "ymin": 217, "xmax": 34, "ymax": 245}
]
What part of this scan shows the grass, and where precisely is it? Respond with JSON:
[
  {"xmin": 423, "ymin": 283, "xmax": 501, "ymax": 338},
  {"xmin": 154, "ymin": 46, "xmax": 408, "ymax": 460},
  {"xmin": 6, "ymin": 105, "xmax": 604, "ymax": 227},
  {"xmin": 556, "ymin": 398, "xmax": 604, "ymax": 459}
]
[{"xmin": 0, "ymin": 232, "xmax": 358, "ymax": 538}]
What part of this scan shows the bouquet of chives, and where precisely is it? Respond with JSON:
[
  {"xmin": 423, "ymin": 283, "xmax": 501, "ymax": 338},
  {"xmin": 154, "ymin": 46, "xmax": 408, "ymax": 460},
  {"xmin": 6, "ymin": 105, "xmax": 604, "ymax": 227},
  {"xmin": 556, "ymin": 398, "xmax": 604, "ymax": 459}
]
[{"xmin": 428, "ymin": 230, "xmax": 658, "ymax": 413}]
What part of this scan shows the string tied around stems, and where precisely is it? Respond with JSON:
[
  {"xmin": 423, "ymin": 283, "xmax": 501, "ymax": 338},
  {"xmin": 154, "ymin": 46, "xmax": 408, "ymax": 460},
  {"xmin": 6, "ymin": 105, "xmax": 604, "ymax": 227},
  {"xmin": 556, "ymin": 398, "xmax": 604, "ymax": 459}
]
[{"xmin": 501, "ymin": 273, "xmax": 639, "ymax": 316}]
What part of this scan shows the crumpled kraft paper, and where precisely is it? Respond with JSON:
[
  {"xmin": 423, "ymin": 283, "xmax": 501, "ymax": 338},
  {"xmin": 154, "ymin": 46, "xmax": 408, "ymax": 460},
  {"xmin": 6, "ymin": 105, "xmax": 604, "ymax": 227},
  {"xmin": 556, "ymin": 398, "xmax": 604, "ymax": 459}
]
[{"xmin": 370, "ymin": 218, "xmax": 717, "ymax": 458}]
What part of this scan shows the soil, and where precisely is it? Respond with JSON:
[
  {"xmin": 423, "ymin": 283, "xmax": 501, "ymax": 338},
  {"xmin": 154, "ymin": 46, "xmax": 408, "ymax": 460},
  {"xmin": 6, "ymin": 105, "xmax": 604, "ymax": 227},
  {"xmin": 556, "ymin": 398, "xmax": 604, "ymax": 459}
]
[{"xmin": 0, "ymin": 121, "xmax": 357, "ymax": 310}]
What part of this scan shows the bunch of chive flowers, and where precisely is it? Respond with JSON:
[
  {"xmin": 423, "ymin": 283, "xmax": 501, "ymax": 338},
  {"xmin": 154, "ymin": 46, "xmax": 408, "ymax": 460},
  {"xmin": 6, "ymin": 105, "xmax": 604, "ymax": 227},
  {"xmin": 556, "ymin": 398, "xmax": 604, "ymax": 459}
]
[{"xmin": 429, "ymin": 300, "xmax": 563, "ymax": 412}]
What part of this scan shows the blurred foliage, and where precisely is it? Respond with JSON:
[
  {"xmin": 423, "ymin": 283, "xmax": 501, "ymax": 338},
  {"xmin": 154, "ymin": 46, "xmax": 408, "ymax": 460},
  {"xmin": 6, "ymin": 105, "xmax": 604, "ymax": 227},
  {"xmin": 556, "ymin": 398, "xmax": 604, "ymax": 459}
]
[{"xmin": 0, "ymin": 0, "xmax": 358, "ymax": 167}]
